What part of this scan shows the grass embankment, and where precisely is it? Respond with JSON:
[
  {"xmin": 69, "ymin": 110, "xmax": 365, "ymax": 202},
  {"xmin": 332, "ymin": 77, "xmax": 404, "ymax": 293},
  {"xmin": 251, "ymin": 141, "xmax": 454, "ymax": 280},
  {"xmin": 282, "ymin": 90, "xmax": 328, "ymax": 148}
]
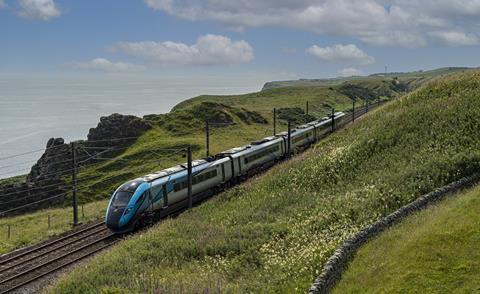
[
  {"xmin": 334, "ymin": 185, "xmax": 480, "ymax": 293},
  {"xmin": 49, "ymin": 72, "xmax": 480, "ymax": 293},
  {"xmin": 0, "ymin": 201, "xmax": 105, "ymax": 255},
  {"xmin": 1, "ymin": 84, "xmax": 362, "ymax": 254}
]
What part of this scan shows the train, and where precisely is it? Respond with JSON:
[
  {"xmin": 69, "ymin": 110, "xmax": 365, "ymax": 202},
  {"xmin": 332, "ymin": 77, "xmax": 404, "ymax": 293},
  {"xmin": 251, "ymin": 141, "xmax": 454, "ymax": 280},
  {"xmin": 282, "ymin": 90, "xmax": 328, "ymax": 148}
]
[{"xmin": 106, "ymin": 112, "xmax": 346, "ymax": 232}]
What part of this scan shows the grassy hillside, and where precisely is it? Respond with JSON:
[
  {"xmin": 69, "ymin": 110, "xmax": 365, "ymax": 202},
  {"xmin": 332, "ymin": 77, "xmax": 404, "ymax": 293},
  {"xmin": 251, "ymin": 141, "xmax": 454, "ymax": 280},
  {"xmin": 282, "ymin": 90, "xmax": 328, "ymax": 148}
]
[
  {"xmin": 334, "ymin": 185, "xmax": 480, "ymax": 293},
  {"xmin": 1, "ymin": 82, "xmax": 367, "ymax": 255},
  {"xmin": 62, "ymin": 84, "xmax": 363, "ymax": 205},
  {"xmin": 49, "ymin": 71, "xmax": 480, "ymax": 293},
  {"xmin": 172, "ymin": 85, "xmax": 353, "ymax": 113},
  {"xmin": 263, "ymin": 67, "xmax": 474, "ymax": 90}
]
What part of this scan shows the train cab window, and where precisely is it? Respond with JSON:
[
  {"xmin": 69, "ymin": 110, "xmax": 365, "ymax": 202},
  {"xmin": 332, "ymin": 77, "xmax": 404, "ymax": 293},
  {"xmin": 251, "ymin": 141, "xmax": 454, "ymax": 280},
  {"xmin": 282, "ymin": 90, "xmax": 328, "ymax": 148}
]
[{"xmin": 112, "ymin": 191, "xmax": 132, "ymax": 207}]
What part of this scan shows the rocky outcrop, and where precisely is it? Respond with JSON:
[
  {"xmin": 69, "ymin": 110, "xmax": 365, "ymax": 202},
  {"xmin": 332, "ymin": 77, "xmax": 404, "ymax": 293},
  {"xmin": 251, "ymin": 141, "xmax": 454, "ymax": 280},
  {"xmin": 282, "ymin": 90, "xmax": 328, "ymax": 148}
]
[
  {"xmin": 0, "ymin": 178, "xmax": 67, "ymax": 216},
  {"xmin": 27, "ymin": 114, "xmax": 152, "ymax": 182},
  {"xmin": 87, "ymin": 113, "xmax": 151, "ymax": 147},
  {"xmin": 0, "ymin": 113, "xmax": 153, "ymax": 216},
  {"xmin": 28, "ymin": 138, "xmax": 71, "ymax": 182}
]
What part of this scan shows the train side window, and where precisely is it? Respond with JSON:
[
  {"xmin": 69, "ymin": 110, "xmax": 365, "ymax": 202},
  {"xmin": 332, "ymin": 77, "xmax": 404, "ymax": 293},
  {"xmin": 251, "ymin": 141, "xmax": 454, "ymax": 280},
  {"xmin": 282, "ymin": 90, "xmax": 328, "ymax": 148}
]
[
  {"xmin": 174, "ymin": 170, "xmax": 218, "ymax": 191},
  {"xmin": 244, "ymin": 145, "xmax": 279, "ymax": 164}
]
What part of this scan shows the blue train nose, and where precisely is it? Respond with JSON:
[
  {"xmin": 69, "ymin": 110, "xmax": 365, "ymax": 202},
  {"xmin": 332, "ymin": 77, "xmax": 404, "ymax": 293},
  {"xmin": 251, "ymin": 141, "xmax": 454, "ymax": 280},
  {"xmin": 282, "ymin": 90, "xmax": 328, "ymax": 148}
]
[{"xmin": 106, "ymin": 206, "xmax": 125, "ymax": 230}]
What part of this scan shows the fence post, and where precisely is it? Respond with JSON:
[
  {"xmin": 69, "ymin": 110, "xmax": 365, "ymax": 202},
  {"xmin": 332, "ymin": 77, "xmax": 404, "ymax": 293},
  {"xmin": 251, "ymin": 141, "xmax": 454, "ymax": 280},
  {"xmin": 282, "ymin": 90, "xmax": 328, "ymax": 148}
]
[
  {"xmin": 273, "ymin": 108, "xmax": 277, "ymax": 136},
  {"xmin": 306, "ymin": 101, "xmax": 309, "ymax": 116},
  {"xmin": 365, "ymin": 98, "xmax": 369, "ymax": 113},
  {"xmin": 187, "ymin": 146, "xmax": 193, "ymax": 209},
  {"xmin": 352, "ymin": 100, "xmax": 356, "ymax": 122},
  {"xmin": 287, "ymin": 121, "xmax": 292, "ymax": 156},
  {"xmin": 331, "ymin": 108, "xmax": 335, "ymax": 132},
  {"xmin": 48, "ymin": 214, "xmax": 51, "ymax": 229},
  {"xmin": 82, "ymin": 204, "xmax": 85, "ymax": 219},
  {"xmin": 71, "ymin": 142, "xmax": 79, "ymax": 226},
  {"xmin": 7, "ymin": 224, "xmax": 10, "ymax": 239},
  {"xmin": 205, "ymin": 121, "xmax": 210, "ymax": 158}
]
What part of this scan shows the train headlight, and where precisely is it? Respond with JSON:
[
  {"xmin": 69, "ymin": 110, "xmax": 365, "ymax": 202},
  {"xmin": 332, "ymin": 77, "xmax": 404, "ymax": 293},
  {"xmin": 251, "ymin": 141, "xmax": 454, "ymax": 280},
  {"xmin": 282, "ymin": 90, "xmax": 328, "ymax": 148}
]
[{"xmin": 125, "ymin": 207, "xmax": 132, "ymax": 214}]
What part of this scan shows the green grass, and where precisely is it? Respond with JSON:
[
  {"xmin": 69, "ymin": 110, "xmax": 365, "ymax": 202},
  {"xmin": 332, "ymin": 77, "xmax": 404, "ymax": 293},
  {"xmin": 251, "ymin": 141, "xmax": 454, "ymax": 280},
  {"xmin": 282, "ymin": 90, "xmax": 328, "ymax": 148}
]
[
  {"xmin": 0, "ymin": 174, "xmax": 27, "ymax": 187},
  {"xmin": 0, "ymin": 200, "xmax": 106, "ymax": 255},
  {"xmin": 48, "ymin": 71, "xmax": 480, "ymax": 293},
  {"xmin": 262, "ymin": 67, "xmax": 475, "ymax": 90},
  {"xmin": 173, "ymin": 85, "xmax": 354, "ymax": 115},
  {"xmin": 0, "ymin": 82, "xmax": 363, "ymax": 255},
  {"xmin": 334, "ymin": 185, "xmax": 480, "ymax": 294}
]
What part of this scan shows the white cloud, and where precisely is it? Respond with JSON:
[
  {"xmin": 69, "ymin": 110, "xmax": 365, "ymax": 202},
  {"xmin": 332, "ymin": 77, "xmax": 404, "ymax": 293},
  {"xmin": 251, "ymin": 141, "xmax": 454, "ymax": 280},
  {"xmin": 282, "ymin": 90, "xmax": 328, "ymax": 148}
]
[
  {"xmin": 306, "ymin": 44, "xmax": 375, "ymax": 65},
  {"xmin": 112, "ymin": 34, "xmax": 254, "ymax": 66},
  {"xmin": 430, "ymin": 30, "xmax": 480, "ymax": 46},
  {"xmin": 144, "ymin": 0, "xmax": 480, "ymax": 47},
  {"xmin": 338, "ymin": 68, "xmax": 363, "ymax": 77},
  {"xmin": 67, "ymin": 58, "xmax": 145, "ymax": 73},
  {"xmin": 18, "ymin": 0, "xmax": 61, "ymax": 20}
]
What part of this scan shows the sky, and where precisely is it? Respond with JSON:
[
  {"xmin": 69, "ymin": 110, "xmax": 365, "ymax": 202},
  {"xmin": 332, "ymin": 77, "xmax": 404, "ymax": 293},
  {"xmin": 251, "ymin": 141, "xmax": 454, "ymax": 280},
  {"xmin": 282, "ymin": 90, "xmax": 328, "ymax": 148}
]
[{"xmin": 1, "ymin": 0, "xmax": 480, "ymax": 80}]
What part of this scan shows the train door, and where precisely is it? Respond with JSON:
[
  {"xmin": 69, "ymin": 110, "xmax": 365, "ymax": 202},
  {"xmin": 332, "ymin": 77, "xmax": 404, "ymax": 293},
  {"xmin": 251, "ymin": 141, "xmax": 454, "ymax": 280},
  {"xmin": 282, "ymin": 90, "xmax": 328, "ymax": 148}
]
[{"xmin": 162, "ymin": 184, "xmax": 168, "ymax": 207}]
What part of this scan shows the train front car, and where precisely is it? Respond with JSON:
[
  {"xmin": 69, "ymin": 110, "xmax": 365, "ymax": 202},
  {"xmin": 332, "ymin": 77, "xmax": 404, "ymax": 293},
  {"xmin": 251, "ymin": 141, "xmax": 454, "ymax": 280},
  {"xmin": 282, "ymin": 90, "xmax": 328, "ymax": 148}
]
[{"xmin": 105, "ymin": 179, "xmax": 151, "ymax": 233}]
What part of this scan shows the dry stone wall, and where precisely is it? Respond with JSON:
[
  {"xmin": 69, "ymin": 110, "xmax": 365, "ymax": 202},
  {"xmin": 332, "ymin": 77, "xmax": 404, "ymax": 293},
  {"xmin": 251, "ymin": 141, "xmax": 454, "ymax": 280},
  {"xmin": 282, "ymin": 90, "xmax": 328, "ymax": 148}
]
[{"xmin": 309, "ymin": 174, "xmax": 480, "ymax": 294}]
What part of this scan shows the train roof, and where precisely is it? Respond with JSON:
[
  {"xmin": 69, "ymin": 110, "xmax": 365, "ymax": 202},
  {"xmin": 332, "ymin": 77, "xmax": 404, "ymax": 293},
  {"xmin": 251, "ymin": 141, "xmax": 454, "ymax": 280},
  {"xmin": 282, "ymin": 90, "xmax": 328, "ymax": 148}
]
[
  {"xmin": 251, "ymin": 136, "xmax": 277, "ymax": 145},
  {"xmin": 140, "ymin": 158, "xmax": 221, "ymax": 182},
  {"xmin": 217, "ymin": 136, "xmax": 282, "ymax": 158},
  {"xmin": 297, "ymin": 123, "xmax": 312, "ymax": 129},
  {"xmin": 218, "ymin": 146, "xmax": 250, "ymax": 155}
]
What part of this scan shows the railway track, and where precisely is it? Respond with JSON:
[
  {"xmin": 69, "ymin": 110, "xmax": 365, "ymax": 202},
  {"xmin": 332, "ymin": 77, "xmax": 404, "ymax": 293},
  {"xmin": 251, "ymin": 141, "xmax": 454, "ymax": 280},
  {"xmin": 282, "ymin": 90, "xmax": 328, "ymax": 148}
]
[{"xmin": 0, "ymin": 221, "xmax": 118, "ymax": 294}]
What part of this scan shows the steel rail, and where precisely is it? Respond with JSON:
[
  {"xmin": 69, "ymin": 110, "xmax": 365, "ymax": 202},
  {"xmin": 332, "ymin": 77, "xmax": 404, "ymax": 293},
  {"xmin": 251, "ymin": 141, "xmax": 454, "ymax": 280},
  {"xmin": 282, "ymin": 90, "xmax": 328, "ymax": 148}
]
[
  {"xmin": 0, "ymin": 221, "xmax": 105, "ymax": 266},
  {"xmin": 0, "ymin": 227, "xmax": 108, "ymax": 275},
  {"xmin": 0, "ymin": 235, "xmax": 116, "ymax": 294}
]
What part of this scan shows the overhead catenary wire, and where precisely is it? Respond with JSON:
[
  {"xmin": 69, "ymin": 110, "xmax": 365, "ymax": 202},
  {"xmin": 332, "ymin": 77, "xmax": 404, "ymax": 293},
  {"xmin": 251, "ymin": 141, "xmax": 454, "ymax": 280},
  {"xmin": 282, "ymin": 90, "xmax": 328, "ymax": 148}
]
[
  {"xmin": 75, "ymin": 147, "xmax": 131, "ymax": 165},
  {"xmin": 0, "ymin": 185, "xmax": 93, "ymax": 216},
  {"xmin": 0, "ymin": 181, "xmax": 68, "ymax": 199},
  {"xmin": 0, "ymin": 144, "xmax": 69, "ymax": 162},
  {"xmin": 0, "ymin": 159, "xmax": 40, "ymax": 170},
  {"xmin": 81, "ymin": 137, "xmax": 141, "ymax": 144},
  {"xmin": 0, "ymin": 186, "xmax": 69, "ymax": 206},
  {"xmin": 0, "ymin": 168, "xmax": 32, "ymax": 177},
  {"xmin": 0, "ymin": 151, "xmax": 72, "ymax": 173},
  {"xmin": 0, "ymin": 191, "xmax": 70, "ymax": 216},
  {"xmin": 0, "ymin": 155, "xmax": 85, "ymax": 174},
  {"xmin": 28, "ymin": 167, "xmax": 78, "ymax": 179}
]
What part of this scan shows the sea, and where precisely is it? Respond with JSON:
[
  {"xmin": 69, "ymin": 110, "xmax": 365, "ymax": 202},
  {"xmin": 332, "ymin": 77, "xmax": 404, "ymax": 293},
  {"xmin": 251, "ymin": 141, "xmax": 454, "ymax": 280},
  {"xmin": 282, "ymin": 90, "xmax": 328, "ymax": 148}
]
[{"xmin": 0, "ymin": 74, "xmax": 264, "ymax": 179}]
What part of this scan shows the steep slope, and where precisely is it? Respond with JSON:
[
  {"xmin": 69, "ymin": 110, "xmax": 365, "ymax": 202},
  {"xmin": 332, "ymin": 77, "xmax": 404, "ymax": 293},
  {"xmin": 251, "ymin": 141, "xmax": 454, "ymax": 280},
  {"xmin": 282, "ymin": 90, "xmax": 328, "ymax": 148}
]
[{"xmin": 49, "ymin": 72, "xmax": 480, "ymax": 293}]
